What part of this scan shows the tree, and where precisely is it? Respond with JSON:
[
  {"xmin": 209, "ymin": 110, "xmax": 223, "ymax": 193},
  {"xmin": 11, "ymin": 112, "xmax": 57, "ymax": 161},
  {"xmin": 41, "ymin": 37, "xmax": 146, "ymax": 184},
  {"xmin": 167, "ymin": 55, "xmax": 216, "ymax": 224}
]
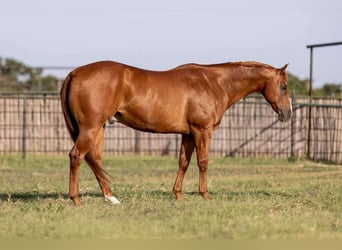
[
  {"xmin": 313, "ymin": 83, "xmax": 342, "ymax": 97},
  {"xmin": 287, "ymin": 72, "xmax": 310, "ymax": 96},
  {"xmin": 285, "ymin": 73, "xmax": 342, "ymax": 98},
  {"xmin": 0, "ymin": 56, "xmax": 60, "ymax": 92}
]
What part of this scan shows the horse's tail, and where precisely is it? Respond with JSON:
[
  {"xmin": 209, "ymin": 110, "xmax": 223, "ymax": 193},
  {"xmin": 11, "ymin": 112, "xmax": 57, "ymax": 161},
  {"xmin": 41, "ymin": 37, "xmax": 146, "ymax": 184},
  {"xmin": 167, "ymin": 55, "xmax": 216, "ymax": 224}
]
[{"xmin": 60, "ymin": 71, "xmax": 78, "ymax": 142}]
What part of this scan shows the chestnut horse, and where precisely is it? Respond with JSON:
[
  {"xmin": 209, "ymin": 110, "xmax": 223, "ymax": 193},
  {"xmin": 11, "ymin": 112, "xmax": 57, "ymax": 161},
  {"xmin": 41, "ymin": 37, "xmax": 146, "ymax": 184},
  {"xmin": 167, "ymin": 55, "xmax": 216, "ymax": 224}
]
[{"xmin": 60, "ymin": 60, "xmax": 292, "ymax": 206}]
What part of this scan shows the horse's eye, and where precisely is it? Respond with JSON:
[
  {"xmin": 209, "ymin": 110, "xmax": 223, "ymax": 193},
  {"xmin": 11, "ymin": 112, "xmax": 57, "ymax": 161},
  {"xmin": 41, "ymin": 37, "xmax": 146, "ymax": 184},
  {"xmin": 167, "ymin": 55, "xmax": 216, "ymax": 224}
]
[{"xmin": 281, "ymin": 85, "xmax": 287, "ymax": 95}]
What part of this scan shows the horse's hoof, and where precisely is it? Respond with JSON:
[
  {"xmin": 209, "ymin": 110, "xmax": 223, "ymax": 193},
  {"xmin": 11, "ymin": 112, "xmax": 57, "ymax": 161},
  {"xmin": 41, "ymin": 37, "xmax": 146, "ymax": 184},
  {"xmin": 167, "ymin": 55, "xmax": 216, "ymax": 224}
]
[
  {"xmin": 200, "ymin": 192, "xmax": 211, "ymax": 200},
  {"xmin": 173, "ymin": 191, "xmax": 184, "ymax": 201},
  {"xmin": 105, "ymin": 195, "xmax": 121, "ymax": 205},
  {"xmin": 71, "ymin": 196, "xmax": 81, "ymax": 206}
]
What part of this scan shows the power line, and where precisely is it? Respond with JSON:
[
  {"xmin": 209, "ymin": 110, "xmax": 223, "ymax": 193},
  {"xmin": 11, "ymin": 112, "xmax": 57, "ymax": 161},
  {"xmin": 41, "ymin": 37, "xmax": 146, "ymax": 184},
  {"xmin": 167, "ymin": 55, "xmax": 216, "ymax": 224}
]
[{"xmin": 32, "ymin": 66, "xmax": 76, "ymax": 70}]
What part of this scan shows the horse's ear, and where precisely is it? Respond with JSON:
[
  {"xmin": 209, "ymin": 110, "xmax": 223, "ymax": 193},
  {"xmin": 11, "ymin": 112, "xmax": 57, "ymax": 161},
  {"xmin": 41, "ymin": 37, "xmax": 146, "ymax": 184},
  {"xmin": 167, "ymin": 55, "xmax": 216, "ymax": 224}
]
[{"xmin": 280, "ymin": 63, "xmax": 289, "ymax": 72}]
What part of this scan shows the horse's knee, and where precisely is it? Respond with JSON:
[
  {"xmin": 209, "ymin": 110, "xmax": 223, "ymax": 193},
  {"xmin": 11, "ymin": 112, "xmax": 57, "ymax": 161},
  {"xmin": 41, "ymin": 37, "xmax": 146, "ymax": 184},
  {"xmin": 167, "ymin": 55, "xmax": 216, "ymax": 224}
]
[
  {"xmin": 69, "ymin": 146, "xmax": 82, "ymax": 167},
  {"xmin": 179, "ymin": 157, "xmax": 190, "ymax": 171},
  {"xmin": 198, "ymin": 160, "xmax": 208, "ymax": 172}
]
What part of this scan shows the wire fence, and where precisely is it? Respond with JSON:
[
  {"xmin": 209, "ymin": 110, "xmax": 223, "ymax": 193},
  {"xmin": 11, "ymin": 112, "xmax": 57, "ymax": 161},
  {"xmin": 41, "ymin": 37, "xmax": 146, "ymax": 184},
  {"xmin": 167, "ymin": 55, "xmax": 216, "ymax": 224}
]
[{"xmin": 1, "ymin": 93, "xmax": 342, "ymax": 163}]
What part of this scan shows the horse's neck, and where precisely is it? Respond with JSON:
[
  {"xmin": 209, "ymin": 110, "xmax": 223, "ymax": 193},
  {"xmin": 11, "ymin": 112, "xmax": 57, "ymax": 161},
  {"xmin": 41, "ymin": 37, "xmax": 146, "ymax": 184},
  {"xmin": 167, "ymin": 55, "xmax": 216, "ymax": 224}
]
[{"xmin": 217, "ymin": 65, "xmax": 267, "ymax": 109}]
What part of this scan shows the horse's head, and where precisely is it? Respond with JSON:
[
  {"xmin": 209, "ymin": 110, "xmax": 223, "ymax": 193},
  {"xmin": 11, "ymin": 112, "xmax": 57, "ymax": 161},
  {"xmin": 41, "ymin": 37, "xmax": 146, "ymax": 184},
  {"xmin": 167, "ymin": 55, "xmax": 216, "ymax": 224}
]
[{"xmin": 262, "ymin": 64, "xmax": 292, "ymax": 122}]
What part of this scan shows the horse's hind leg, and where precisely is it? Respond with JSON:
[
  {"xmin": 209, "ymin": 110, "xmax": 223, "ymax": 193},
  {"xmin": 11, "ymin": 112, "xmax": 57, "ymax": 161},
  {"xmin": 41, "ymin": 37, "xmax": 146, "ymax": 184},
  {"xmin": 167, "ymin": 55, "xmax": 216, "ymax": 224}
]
[
  {"xmin": 68, "ymin": 127, "xmax": 101, "ymax": 206},
  {"xmin": 69, "ymin": 145, "xmax": 82, "ymax": 206},
  {"xmin": 85, "ymin": 125, "xmax": 120, "ymax": 204}
]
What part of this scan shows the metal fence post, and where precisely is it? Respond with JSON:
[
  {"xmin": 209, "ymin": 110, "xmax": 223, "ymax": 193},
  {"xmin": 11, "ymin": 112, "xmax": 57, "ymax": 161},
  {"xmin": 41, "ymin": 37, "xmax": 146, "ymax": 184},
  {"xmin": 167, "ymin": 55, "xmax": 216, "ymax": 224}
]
[
  {"xmin": 290, "ymin": 93, "xmax": 296, "ymax": 159},
  {"xmin": 134, "ymin": 130, "xmax": 141, "ymax": 154},
  {"xmin": 307, "ymin": 46, "xmax": 313, "ymax": 160},
  {"xmin": 21, "ymin": 96, "xmax": 27, "ymax": 159},
  {"xmin": 174, "ymin": 134, "xmax": 179, "ymax": 159}
]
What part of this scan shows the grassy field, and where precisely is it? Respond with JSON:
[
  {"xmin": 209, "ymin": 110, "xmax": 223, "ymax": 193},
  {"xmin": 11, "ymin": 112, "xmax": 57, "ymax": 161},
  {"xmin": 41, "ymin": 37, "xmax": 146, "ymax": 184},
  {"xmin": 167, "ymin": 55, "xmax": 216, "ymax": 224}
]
[{"xmin": 0, "ymin": 154, "xmax": 341, "ymax": 239}]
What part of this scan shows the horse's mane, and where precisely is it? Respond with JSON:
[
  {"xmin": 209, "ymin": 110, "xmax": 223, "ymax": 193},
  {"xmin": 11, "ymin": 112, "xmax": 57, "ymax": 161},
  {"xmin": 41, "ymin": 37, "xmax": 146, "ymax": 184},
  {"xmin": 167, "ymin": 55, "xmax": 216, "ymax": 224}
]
[
  {"xmin": 233, "ymin": 61, "xmax": 275, "ymax": 69},
  {"xmin": 174, "ymin": 61, "xmax": 275, "ymax": 71}
]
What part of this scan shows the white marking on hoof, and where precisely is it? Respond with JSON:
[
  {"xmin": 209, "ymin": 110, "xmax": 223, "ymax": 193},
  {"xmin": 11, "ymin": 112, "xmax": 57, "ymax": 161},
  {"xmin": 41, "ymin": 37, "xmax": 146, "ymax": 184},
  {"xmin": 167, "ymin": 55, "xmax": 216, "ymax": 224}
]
[{"xmin": 105, "ymin": 195, "xmax": 121, "ymax": 205}]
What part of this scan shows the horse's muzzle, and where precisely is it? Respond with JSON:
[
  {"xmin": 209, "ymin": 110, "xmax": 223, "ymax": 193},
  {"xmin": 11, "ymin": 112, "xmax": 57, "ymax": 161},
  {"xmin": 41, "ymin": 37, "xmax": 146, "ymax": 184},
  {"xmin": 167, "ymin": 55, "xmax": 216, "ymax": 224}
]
[{"xmin": 278, "ymin": 108, "xmax": 292, "ymax": 122}]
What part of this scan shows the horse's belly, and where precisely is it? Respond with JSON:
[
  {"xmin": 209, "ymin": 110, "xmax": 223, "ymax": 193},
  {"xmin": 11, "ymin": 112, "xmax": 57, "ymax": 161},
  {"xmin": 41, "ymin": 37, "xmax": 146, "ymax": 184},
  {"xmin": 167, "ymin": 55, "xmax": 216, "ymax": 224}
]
[{"xmin": 114, "ymin": 110, "xmax": 190, "ymax": 134}]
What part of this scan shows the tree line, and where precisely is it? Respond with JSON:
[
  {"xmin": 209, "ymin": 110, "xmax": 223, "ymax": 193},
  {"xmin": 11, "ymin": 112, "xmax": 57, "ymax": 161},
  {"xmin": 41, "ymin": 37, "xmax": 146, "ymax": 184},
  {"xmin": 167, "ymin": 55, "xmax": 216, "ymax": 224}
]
[
  {"xmin": 0, "ymin": 57, "xmax": 60, "ymax": 92},
  {"xmin": 288, "ymin": 73, "xmax": 342, "ymax": 97},
  {"xmin": 0, "ymin": 56, "xmax": 341, "ymax": 97}
]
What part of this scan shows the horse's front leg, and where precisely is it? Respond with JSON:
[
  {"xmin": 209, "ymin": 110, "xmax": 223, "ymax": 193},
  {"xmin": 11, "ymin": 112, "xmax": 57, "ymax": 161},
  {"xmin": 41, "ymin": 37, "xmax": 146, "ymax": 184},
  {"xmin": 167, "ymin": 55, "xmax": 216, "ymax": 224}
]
[
  {"xmin": 192, "ymin": 127, "xmax": 213, "ymax": 200},
  {"xmin": 173, "ymin": 134, "xmax": 195, "ymax": 201}
]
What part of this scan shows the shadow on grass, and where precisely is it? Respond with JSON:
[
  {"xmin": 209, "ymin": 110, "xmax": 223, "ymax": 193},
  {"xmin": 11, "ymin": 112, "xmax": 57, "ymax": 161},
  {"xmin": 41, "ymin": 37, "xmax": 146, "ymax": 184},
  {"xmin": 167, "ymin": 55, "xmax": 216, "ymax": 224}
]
[
  {"xmin": 211, "ymin": 189, "xmax": 299, "ymax": 201},
  {"xmin": 129, "ymin": 189, "xmax": 299, "ymax": 201},
  {"xmin": 0, "ymin": 191, "xmax": 104, "ymax": 202},
  {"xmin": 0, "ymin": 189, "xmax": 299, "ymax": 203}
]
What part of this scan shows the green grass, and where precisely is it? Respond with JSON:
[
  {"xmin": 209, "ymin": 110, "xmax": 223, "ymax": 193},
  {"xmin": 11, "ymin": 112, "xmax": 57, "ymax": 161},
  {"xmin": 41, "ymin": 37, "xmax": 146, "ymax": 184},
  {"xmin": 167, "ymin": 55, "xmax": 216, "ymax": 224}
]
[{"xmin": 0, "ymin": 154, "xmax": 341, "ymax": 239}]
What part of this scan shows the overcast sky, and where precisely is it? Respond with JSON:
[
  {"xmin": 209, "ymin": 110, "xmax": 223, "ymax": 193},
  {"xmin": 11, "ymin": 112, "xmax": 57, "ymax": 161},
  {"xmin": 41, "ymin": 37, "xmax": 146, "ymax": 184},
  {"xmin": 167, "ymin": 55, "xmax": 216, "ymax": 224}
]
[{"xmin": 1, "ymin": 0, "xmax": 342, "ymax": 87}]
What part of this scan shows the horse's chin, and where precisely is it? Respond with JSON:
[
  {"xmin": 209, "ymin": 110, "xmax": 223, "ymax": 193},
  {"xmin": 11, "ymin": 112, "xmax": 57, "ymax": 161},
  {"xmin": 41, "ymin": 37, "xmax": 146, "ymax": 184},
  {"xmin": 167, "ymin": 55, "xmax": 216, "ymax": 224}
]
[{"xmin": 278, "ymin": 114, "xmax": 287, "ymax": 122}]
